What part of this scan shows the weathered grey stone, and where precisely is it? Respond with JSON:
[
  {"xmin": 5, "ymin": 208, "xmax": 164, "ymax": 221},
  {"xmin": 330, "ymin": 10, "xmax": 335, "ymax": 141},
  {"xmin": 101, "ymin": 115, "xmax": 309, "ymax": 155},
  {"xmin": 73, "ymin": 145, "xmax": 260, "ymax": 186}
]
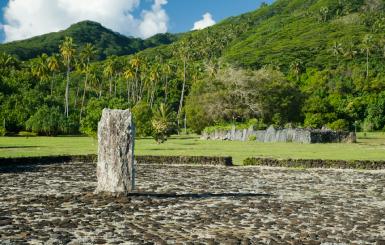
[
  {"xmin": 96, "ymin": 109, "xmax": 135, "ymax": 194},
  {"xmin": 203, "ymin": 125, "xmax": 356, "ymax": 144}
]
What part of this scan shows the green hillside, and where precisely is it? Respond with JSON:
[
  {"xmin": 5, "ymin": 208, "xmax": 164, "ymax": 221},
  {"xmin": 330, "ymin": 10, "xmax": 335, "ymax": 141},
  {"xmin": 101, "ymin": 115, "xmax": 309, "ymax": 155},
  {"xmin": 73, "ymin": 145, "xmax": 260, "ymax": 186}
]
[
  {"xmin": 1, "ymin": 0, "xmax": 385, "ymax": 138},
  {"xmin": 0, "ymin": 21, "xmax": 177, "ymax": 60}
]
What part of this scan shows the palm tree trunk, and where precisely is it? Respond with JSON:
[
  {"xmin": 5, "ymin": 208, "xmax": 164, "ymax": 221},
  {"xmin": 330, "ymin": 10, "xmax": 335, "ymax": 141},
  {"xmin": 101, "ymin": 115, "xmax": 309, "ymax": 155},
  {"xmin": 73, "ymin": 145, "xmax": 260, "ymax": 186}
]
[
  {"xmin": 65, "ymin": 61, "xmax": 70, "ymax": 117},
  {"xmin": 126, "ymin": 80, "xmax": 130, "ymax": 102},
  {"xmin": 366, "ymin": 50, "xmax": 369, "ymax": 78},
  {"xmin": 80, "ymin": 71, "xmax": 88, "ymax": 122},
  {"xmin": 164, "ymin": 75, "xmax": 168, "ymax": 103},
  {"xmin": 109, "ymin": 77, "xmax": 112, "ymax": 97},
  {"xmin": 50, "ymin": 74, "xmax": 55, "ymax": 96},
  {"xmin": 177, "ymin": 58, "xmax": 187, "ymax": 130},
  {"xmin": 74, "ymin": 83, "xmax": 80, "ymax": 109},
  {"xmin": 134, "ymin": 68, "xmax": 139, "ymax": 102},
  {"xmin": 114, "ymin": 75, "xmax": 117, "ymax": 98}
]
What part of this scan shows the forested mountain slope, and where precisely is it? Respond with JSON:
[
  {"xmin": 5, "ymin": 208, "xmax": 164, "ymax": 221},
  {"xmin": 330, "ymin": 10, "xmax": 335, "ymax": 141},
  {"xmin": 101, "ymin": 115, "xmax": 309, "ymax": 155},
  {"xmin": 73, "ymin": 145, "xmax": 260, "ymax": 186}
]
[
  {"xmin": 2, "ymin": 0, "xmax": 385, "ymax": 137},
  {"xmin": 0, "ymin": 21, "xmax": 177, "ymax": 60}
]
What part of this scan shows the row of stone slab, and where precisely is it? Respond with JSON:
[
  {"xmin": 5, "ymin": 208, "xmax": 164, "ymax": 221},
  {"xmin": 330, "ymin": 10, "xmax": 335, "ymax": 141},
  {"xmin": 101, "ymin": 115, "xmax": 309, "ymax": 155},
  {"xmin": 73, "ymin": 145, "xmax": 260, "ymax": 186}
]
[{"xmin": 201, "ymin": 125, "xmax": 356, "ymax": 144}]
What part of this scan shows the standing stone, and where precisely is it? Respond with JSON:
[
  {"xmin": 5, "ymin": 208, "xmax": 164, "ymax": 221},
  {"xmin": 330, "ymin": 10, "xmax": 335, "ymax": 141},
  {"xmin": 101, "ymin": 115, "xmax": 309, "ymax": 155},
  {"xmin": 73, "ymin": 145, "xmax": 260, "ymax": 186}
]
[{"xmin": 96, "ymin": 109, "xmax": 135, "ymax": 194}]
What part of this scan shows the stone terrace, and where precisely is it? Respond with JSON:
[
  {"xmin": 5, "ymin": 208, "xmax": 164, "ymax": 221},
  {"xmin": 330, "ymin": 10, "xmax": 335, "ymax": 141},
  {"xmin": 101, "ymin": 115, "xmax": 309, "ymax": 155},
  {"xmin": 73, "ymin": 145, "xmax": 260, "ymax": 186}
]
[{"xmin": 1, "ymin": 162, "xmax": 385, "ymax": 244}]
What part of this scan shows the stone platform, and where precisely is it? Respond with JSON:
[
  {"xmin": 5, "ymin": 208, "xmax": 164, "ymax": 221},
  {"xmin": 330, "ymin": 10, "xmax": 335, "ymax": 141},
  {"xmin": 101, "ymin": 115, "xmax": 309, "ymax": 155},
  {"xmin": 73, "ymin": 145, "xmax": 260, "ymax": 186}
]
[{"xmin": 0, "ymin": 162, "xmax": 385, "ymax": 244}]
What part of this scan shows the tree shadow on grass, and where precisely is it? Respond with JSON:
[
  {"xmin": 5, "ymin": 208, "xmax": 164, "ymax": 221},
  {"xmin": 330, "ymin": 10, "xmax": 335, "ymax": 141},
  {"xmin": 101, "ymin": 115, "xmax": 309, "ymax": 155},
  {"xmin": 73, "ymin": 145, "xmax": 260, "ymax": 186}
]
[
  {"xmin": 128, "ymin": 192, "xmax": 272, "ymax": 199},
  {"xmin": 0, "ymin": 146, "xmax": 43, "ymax": 149}
]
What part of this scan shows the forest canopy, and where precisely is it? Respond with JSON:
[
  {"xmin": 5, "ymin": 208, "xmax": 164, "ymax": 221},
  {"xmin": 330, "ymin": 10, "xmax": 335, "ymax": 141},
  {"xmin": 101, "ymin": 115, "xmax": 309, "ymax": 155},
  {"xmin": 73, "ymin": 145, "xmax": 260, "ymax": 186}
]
[{"xmin": 1, "ymin": 0, "xmax": 385, "ymax": 137}]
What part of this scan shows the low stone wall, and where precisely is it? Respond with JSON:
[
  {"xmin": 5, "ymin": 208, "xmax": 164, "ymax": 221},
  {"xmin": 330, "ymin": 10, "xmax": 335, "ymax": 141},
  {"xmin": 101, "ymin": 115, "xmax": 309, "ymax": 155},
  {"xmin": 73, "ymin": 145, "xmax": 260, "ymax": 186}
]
[
  {"xmin": 243, "ymin": 157, "xmax": 385, "ymax": 170},
  {"xmin": 202, "ymin": 126, "xmax": 356, "ymax": 144},
  {"xmin": 0, "ymin": 155, "xmax": 233, "ymax": 167},
  {"xmin": 137, "ymin": 155, "xmax": 233, "ymax": 166}
]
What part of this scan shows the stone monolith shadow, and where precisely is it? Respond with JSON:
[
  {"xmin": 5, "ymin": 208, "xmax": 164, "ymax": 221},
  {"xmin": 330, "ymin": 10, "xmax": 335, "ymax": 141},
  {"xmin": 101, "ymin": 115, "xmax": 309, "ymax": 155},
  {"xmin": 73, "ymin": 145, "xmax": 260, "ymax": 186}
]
[{"xmin": 95, "ymin": 109, "xmax": 135, "ymax": 195}]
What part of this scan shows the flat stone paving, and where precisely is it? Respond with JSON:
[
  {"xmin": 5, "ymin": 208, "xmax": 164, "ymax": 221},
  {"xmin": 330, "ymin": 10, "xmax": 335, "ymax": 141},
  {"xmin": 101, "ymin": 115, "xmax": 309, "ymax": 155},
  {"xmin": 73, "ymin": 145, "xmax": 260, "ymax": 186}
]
[{"xmin": 0, "ymin": 162, "xmax": 385, "ymax": 244}]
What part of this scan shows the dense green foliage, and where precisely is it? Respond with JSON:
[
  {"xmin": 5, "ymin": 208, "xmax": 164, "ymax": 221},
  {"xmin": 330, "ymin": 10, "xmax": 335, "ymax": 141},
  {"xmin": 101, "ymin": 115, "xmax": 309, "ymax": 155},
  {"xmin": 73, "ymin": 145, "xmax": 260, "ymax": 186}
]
[
  {"xmin": 2, "ymin": 0, "xmax": 385, "ymax": 137},
  {"xmin": 0, "ymin": 21, "xmax": 177, "ymax": 60}
]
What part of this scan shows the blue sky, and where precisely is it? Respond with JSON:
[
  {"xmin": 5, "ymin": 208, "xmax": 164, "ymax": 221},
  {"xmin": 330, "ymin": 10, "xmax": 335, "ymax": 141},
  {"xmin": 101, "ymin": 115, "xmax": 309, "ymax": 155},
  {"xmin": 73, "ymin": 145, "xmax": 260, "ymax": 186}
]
[{"xmin": 0, "ymin": 0, "xmax": 273, "ymax": 43}]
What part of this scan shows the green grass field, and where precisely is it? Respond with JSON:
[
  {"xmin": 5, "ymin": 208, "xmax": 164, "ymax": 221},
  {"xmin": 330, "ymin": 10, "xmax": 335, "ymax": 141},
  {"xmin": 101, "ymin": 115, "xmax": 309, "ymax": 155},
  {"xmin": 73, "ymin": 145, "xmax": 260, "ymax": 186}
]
[{"xmin": 0, "ymin": 132, "xmax": 384, "ymax": 164}]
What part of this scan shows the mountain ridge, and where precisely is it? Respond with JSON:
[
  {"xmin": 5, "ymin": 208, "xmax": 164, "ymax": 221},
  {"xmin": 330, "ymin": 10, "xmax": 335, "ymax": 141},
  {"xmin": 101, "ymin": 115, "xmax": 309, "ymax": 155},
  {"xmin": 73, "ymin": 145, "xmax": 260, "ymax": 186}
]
[{"xmin": 0, "ymin": 20, "xmax": 178, "ymax": 60}]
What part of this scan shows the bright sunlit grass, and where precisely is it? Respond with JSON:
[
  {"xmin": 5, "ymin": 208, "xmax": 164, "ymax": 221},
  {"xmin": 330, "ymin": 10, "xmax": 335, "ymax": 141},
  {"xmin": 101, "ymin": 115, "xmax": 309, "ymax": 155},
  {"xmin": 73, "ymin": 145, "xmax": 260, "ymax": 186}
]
[{"xmin": 0, "ymin": 132, "xmax": 384, "ymax": 164}]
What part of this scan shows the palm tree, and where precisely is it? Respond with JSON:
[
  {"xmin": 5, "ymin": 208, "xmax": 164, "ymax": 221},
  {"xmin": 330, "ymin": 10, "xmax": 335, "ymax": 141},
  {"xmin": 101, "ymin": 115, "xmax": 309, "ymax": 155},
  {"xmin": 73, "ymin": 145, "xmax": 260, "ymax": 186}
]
[
  {"xmin": 361, "ymin": 34, "xmax": 374, "ymax": 78},
  {"xmin": 330, "ymin": 41, "xmax": 343, "ymax": 64},
  {"xmin": 289, "ymin": 59, "xmax": 303, "ymax": 81},
  {"xmin": 130, "ymin": 56, "xmax": 141, "ymax": 102},
  {"xmin": 151, "ymin": 103, "xmax": 174, "ymax": 144},
  {"xmin": 320, "ymin": 6, "xmax": 329, "ymax": 22},
  {"xmin": 343, "ymin": 42, "xmax": 357, "ymax": 60},
  {"xmin": 149, "ymin": 64, "xmax": 160, "ymax": 108},
  {"xmin": 79, "ymin": 43, "xmax": 97, "ymax": 121},
  {"xmin": 31, "ymin": 54, "xmax": 49, "ymax": 84},
  {"xmin": 174, "ymin": 39, "xmax": 191, "ymax": 130},
  {"xmin": 47, "ymin": 54, "xmax": 60, "ymax": 96},
  {"xmin": 123, "ymin": 65, "xmax": 135, "ymax": 103},
  {"xmin": 103, "ymin": 56, "xmax": 116, "ymax": 98},
  {"xmin": 60, "ymin": 36, "xmax": 76, "ymax": 117},
  {"xmin": 162, "ymin": 62, "xmax": 172, "ymax": 103}
]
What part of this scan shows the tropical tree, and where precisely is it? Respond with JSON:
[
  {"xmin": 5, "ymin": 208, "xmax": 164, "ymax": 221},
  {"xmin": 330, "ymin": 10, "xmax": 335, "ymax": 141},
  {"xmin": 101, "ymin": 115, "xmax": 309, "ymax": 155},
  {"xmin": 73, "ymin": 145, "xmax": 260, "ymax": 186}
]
[
  {"xmin": 123, "ymin": 64, "xmax": 135, "ymax": 103},
  {"xmin": 103, "ymin": 56, "xmax": 117, "ymax": 97},
  {"xmin": 47, "ymin": 54, "xmax": 61, "ymax": 96},
  {"xmin": 31, "ymin": 54, "xmax": 49, "ymax": 86},
  {"xmin": 149, "ymin": 64, "xmax": 160, "ymax": 108},
  {"xmin": 289, "ymin": 59, "xmax": 303, "ymax": 81},
  {"xmin": 320, "ymin": 6, "xmax": 329, "ymax": 22},
  {"xmin": 330, "ymin": 41, "xmax": 343, "ymax": 64},
  {"xmin": 343, "ymin": 42, "xmax": 358, "ymax": 60},
  {"xmin": 162, "ymin": 62, "xmax": 172, "ymax": 103},
  {"xmin": 360, "ymin": 34, "xmax": 374, "ymax": 78},
  {"xmin": 174, "ymin": 39, "xmax": 191, "ymax": 129},
  {"xmin": 130, "ymin": 56, "xmax": 141, "ymax": 103},
  {"xmin": 79, "ymin": 43, "xmax": 97, "ymax": 121},
  {"xmin": 59, "ymin": 36, "xmax": 76, "ymax": 117},
  {"xmin": 151, "ymin": 103, "xmax": 175, "ymax": 143}
]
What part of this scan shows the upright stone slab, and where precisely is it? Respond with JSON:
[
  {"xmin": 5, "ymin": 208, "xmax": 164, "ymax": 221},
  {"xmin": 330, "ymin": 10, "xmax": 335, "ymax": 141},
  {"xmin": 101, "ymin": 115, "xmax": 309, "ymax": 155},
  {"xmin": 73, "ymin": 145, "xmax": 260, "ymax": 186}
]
[{"xmin": 96, "ymin": 109, "xmax": 135, "ymax": 194}]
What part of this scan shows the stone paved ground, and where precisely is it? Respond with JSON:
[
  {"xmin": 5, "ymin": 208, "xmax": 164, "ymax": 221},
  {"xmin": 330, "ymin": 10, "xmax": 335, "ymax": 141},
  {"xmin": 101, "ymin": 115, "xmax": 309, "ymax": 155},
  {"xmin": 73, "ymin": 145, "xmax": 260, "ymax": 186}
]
[{"xmin": 1, "ymin": 162, "xmax": 385, "ymax": 244}]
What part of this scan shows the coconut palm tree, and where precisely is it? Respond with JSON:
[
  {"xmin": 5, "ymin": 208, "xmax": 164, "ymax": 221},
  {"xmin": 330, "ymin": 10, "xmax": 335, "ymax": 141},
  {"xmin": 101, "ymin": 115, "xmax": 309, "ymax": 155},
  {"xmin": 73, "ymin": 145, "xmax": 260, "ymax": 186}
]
[
  {"xmin": 130, "ymin": 56, "xmax": 141, "ymax": 102},
  {"xmin": 361, "ymin": 34, "xmax": 374, "ymax": 78},
  {"xmin": 343, "ymin": 42, "xmax": 358, "ymax": 60},
  {"xmin": 330, "ymin": 41, "xmax": 343, "ymax": 64},
  {"xmin": 47, "ymin": 54, "xmax": 61, "ymax": 96},
  {"xmin": 60, "ymin": 36, "xmax": 76, "ymax": 117},
  {"xmin": 123, "ymin": 65, "xmax": 135, "ymax": 103},
  {"xmin": 103, "ymin": 56, "xmax": 116, "ymax": 98},
  {"xmin": 31, "ymin": 54, "xmax": 49, "ymax": 84},
  {"xmin": 149, "ymin": 64, "xmax": 160, "ymax": 108},
  {"xmin": 151, "ymin": 103, "xmax": 174, "ymax": 144},
  {"xmin": 289, "ymin": 59, "xmax": 303, "ymax": 81},
  {"xmin": 162, "ymin": 62, "xmax": 172, "ymax": 103},
  {"xmin": 173, "ymin": 39, "xmax": 191, "ymax": 130},
  {"xmin": 79, "ymin": 43, "xmax": 97, "ymax": 121}
]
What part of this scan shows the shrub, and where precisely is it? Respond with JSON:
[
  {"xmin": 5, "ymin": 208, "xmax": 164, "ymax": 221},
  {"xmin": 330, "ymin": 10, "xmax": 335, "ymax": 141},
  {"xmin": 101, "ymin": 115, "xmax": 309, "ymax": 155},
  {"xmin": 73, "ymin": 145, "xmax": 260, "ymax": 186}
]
[
  {"xmin": 0, "ymin": 118, "xmax": 5, "ymax": 136},
  {"xmin": 80, "ymin": 98, "xmax": 108, "ymax": 137},
  {"xmin": 132, "ymin": 101, "xmax": 153, "ymax": 137},
  {"xmin": 152, "ymin": 103, "xmax": 175, "ymax": 143},
  {"xmin": 327, "ymin": 119, "xmax": 349, "ymax": 131},
  {"xmin": 26, "ymin": 106, "xmax": 66, "ymax": 136},
  {"xmin": 0, "ymin": 126, "xmax": 5, "ymax": 136},
  {"xmin": 248, "ymin": 135, "xmax": 257, "ymax": 141}
]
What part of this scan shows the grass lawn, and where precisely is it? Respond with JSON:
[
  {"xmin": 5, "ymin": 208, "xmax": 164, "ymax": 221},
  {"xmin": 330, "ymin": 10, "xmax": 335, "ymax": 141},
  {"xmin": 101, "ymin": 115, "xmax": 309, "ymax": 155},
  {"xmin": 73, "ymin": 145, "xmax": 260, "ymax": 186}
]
[{"xmin": 0, "ymin": 132, "xmax": 384, "ymax": 164}]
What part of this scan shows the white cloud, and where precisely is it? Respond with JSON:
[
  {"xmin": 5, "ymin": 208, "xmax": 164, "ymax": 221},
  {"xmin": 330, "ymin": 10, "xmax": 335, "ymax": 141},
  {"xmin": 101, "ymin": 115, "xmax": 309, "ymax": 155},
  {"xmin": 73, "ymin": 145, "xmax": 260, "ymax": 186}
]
[
  {"xmin": 1, "ymin": 0, "xmax": 169, "ymax": 42},
  {"xmin": 138, "ymin": 0, "xmax": 168, "ymax": 38},
  {"xmin": 192, "ymin": 12, "xmax": 216, "ymax": 31}
]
